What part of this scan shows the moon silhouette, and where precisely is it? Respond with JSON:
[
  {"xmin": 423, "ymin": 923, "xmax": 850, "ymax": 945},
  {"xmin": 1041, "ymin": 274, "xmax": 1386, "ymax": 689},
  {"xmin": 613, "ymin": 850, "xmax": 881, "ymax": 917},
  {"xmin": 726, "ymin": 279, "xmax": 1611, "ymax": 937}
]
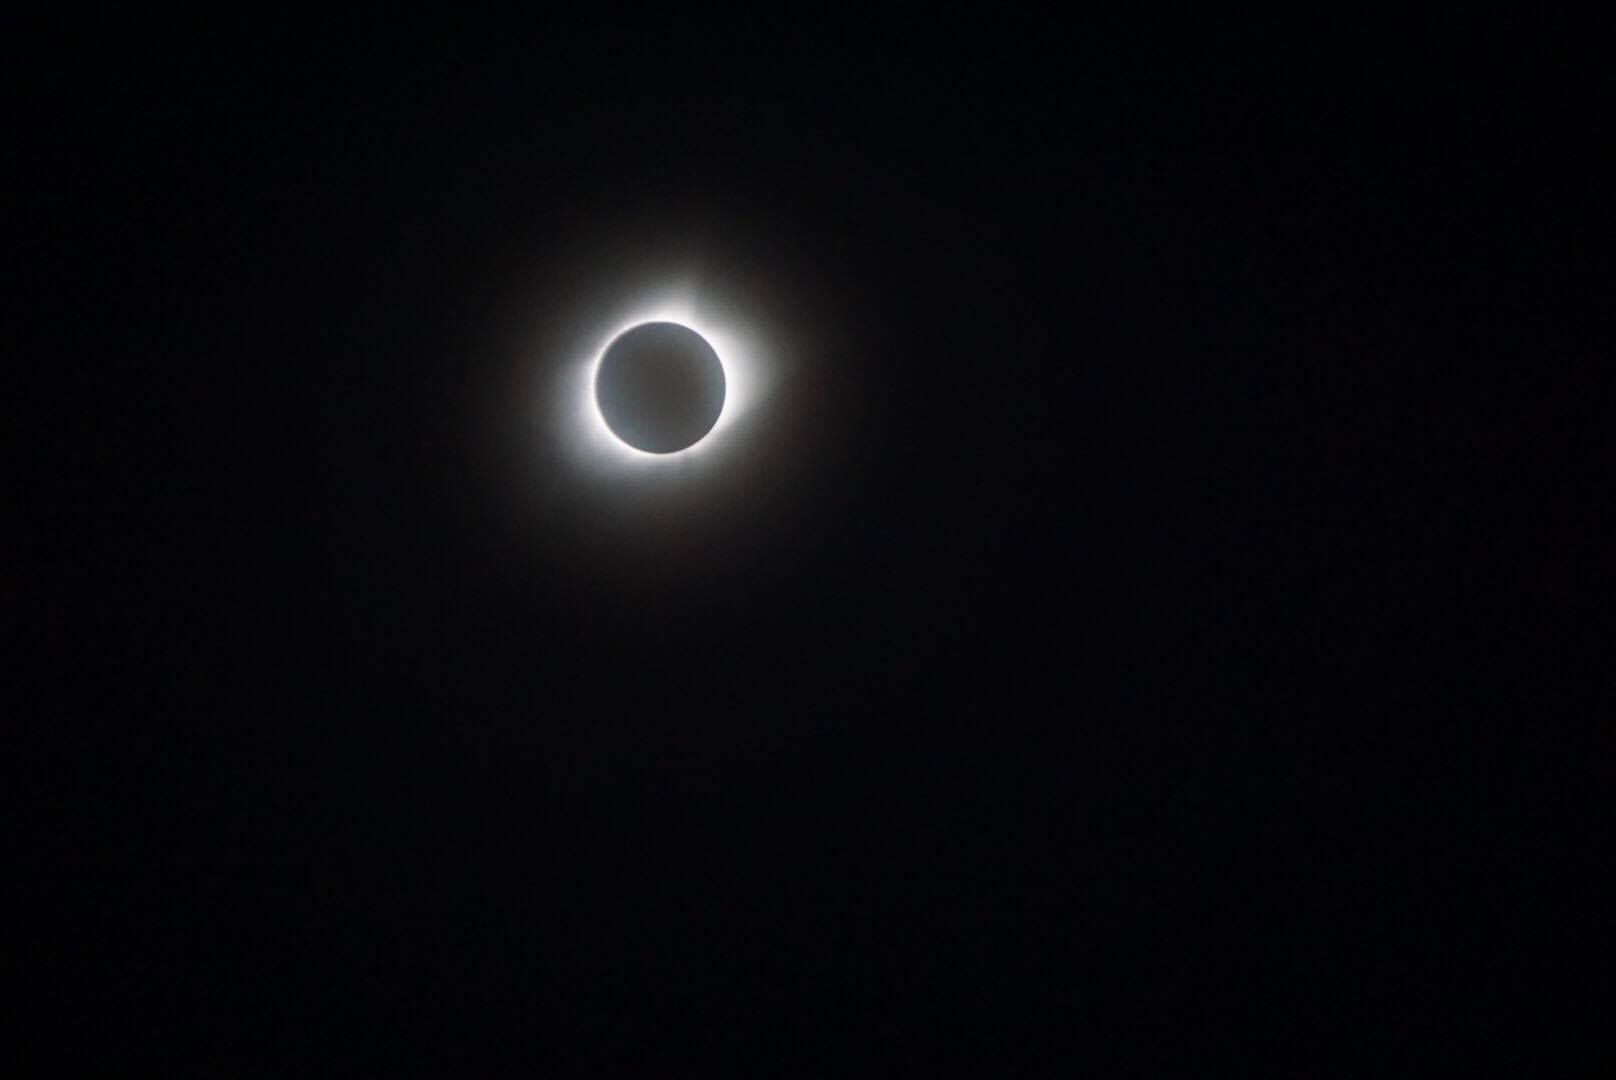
[{"xmin": 594, "ymin": 322, "xmax": 727, "ymax": 453}]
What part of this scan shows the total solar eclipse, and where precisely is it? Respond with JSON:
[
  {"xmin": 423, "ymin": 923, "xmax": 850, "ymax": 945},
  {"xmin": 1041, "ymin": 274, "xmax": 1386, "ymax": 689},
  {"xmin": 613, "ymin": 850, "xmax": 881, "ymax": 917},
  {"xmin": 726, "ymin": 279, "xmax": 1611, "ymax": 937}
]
[{"xmin": 594, "ymin": 322, "xmax": 726, "ymax": 453}]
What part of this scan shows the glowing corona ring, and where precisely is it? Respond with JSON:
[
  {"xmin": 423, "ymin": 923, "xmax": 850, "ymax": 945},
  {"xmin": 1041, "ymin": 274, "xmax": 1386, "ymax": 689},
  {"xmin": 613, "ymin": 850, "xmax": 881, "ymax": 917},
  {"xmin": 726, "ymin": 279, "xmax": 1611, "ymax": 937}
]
[{"xmin": 559, "ymin": 284, "xmax": 770, "ymax": 471}]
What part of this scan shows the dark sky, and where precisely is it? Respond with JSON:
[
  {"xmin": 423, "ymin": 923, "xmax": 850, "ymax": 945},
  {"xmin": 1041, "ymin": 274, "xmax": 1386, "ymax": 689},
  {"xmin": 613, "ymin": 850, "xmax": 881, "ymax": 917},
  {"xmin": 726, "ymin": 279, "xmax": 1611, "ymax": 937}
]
[{"xmin": 20, "ymin": 12, "xmax": 1602, "ymax": 1072}]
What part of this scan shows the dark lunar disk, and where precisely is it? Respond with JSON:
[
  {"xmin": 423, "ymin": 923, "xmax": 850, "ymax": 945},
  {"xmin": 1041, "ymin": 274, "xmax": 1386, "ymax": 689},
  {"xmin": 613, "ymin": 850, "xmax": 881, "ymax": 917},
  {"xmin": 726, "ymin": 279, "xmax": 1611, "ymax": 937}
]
[{"xmin": 594, "ymin": 322, "xmax": 727, "ymax": 453}]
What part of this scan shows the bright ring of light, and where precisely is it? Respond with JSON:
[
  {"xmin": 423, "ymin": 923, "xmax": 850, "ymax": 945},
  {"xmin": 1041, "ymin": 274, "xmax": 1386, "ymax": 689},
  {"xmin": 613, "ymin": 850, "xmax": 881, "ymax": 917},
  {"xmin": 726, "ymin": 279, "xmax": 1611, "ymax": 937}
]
[{"xmin": 561, "ymin": 285, "xmax": 770, "ymax": 470}]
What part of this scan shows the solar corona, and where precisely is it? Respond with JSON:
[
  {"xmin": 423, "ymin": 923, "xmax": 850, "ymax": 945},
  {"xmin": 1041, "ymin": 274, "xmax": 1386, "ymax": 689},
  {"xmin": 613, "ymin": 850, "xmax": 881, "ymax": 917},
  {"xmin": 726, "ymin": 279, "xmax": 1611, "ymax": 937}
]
[{"xmin": 559, "ymin": 285, "xmax": 770, "ymax": 472}]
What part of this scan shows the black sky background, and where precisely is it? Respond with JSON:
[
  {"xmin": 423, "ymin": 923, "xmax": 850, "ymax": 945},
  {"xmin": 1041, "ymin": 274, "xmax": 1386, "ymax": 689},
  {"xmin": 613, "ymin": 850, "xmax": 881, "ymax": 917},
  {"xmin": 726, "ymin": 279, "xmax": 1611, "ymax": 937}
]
[{"xmin": 19, "ymin": 12, "xmax": 1606, "ymax": 1071}]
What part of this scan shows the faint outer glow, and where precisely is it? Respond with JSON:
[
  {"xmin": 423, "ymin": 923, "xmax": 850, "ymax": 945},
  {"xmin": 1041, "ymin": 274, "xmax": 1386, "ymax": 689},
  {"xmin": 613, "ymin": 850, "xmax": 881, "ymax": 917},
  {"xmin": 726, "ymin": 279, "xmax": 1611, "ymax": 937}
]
[{"xmin": 557, "ymin": 281, "xmax": 770, "ymax": 470}]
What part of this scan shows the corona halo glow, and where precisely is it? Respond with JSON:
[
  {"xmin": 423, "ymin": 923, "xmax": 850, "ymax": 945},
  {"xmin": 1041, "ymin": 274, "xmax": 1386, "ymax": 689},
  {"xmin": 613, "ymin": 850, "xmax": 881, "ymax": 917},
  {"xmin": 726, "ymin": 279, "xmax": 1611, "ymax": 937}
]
[{"xmin": 559, "ymin": 284, "xmax": 771, "ymax": 471}]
